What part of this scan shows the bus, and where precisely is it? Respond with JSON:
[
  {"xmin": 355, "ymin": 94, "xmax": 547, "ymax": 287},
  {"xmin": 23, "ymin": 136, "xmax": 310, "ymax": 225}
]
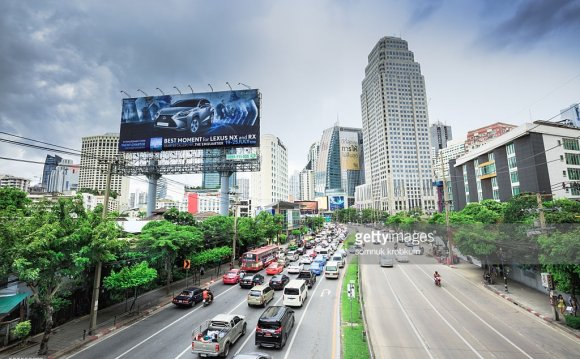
[{"xmin": 240, "ymin": 245, "xmax": 279, "ymax": 272}]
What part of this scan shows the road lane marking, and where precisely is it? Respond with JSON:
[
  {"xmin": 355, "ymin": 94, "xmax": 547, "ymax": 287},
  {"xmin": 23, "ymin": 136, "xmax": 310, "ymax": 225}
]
[
  {"xmin": 416, "ymin": 266, "xmax": 535, "ymax": 359},
  {"xmin": 110, "ymin": 284, "xmax": 239, "ymax": 359},
  {"xmin": 398, "ymin": 266, "xmax": 485, "ymax": 359},
  {"xmin": 320, "ymin": 288, "xmax": 331, "ymax": 297},
  {"xmin": 331, "ymin": 269, "xmax": 343, "ymax": 359},
  {"xmin": 380, "ymin": 269, "xmax": 435, "ymax": 359}
]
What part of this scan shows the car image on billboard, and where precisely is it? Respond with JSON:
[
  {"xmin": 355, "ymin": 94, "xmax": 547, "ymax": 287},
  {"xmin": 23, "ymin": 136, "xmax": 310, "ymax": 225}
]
[{"xmin": 118, "ymin": 89, "xmax": 260, "ymax": 152}]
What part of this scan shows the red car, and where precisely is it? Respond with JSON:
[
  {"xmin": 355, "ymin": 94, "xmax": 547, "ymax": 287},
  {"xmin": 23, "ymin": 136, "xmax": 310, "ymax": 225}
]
[
  {"xmin": 309, "ymin": 251, "xmax": 318, "ymax": 258},
  {"xmin": 265, "ymin": 263, "xmax": 284, "ymax": 275},
  {"xmin": 222, "ymin": 269, "xmax": 243, "ymax": 284}
]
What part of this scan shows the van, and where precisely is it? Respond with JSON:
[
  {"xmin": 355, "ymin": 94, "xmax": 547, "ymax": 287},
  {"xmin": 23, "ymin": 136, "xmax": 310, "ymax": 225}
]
[
  {"xmin": 255, "ymin": 306, "xmax": 295, "ymax": 349},
  {"xmin": 324, "ymin": 261, "xmax": 340, "ymax": 279},
  {"xmin": 331, "ymin": 254, "xmax": 345, "ymax": 268},
  {"xmin": 247, "ymin": 285, "xmax": 275, "ymax": 307},
  {"xmin": 286, "ymin": 251, "xmax": 298, "ymax": 262},
  {"xmin": 283, "ymin": 279, "xmax": 308, "ymax": 307},
  {"xmin": 319, "ymin": 248, "xmax": 329, "ymax": 259}
]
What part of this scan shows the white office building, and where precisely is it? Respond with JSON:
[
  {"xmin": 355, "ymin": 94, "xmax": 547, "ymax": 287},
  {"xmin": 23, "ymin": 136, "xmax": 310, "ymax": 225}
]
[
  {"xmin": 360, "ymin": 36, "xmax": 436, "ymax": 213},
  {"xmin": 250, "ymin": 134, "xmax": 289, "ymax": 209},
  {"xmin": 299, "ymin": 169, "xmax": 315, "ymax": 201}
]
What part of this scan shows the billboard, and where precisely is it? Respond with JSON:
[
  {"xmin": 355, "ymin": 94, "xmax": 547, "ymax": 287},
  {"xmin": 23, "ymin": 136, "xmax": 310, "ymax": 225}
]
[
  {"xmin": 329, "ymin": 196, "xmax": 345, "ymax": 211},
  {"xmin": 340, "ymin": 131, "xmax": 360, "ymax": 170},
  {"xmin": 119, "ymin": 89, "xmax": 260, "ymax": 152}
]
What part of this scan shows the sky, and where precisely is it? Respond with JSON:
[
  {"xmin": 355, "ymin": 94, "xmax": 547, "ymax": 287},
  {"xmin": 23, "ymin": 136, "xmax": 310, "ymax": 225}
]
[{"xmin": 1, "ymin": 0, "xmax": 579, "ymax": 193}]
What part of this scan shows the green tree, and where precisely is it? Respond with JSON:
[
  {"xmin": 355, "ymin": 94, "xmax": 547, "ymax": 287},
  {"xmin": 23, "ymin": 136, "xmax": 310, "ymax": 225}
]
[
  {"xmin": 0, "ymin": 187, "xmax": 31, "ymax": 211},
  {"xmin": 103, "ymin": 261, "xmax": 157, "ymax": 311},
  {"xmin": 191, "ymin": 246, "xmax": 232, "ymax": 267},
  {"xmin": 199, "ymin": 216, "xmax": 234, "ymax": 248},
  {"xmin": 236, "ymin": 216, "xmax": 263, "ymax": 250},
  {"xmin": 538, "ymin": 229, "xmax": 580, "ymax": 295},
  {"xmin": 163, "ymin": 208, "xmax": 197, "ymax": 226}
]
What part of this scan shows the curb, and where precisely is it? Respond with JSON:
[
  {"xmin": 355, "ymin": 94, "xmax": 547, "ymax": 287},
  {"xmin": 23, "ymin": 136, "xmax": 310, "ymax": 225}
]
[{"xmin": 482, "ymin": 284, "xmax": 580, "ymax": 339}]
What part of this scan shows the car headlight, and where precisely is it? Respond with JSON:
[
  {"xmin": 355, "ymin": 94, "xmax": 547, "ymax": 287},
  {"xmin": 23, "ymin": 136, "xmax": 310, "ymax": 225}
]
[{"xmin": 175, "ymin": 109, "xmax": 193, "ymax": 117}]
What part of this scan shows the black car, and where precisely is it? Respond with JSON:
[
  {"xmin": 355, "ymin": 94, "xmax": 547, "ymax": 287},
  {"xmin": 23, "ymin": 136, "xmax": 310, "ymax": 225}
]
[
  {"xmin": 255, "ymin": 306, "xmax": 295, "ymax": 349},
  {"xmin": 153, "ymin": 98, "xmax": 214, "ymax": 134},
  {"xmin": 172, "ymin": 287, "xmax": 203, "ymax": 307},
  {"xmin": 269, "ymin": 274, "xmax": 290, "ymax": 290},
  {"xmin": 240, "ymin": 273, "xmax": 265, "ymax": 289}
]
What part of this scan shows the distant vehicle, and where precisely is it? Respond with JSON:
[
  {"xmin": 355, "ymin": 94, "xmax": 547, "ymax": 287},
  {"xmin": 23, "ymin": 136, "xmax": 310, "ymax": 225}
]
[
  {"xmin": 154, "ymin": 98, "xmax": 214, "ymax": 134},
  {"xmin": 309, "ymin": 262, "xmax": 323, "ymax": 276},
  {"xmin": 247, "ymin": 285, "xmax": 275, "ymax": 307},
  {"xmin": 241, "ymin": 245, "xmax": 279, "ymax": 272},
  {"xmin": 298, "ymin": 256, "xmax": 312, "ymax": 265},
  {"xmin": 172, "ymin": 287, "xmax": 203, "ymax": 307},
  {"xmin": 313, "ymin": 255, "xmax": 327, "ymax": 267},
  {"xmin": 269, "ymin": 274, "xmax": 290, "ymax": 290},
  {"xmin": 283, "ymin": 280, "xmax": 308, "ymax": 307},
  {"xmin": 255, "ymin": 306, "xmax": 295, "ymax": 349},
  {"xmin": 232, "ymin": 353, "xmax": 273, "ymax": 359},
  {"xmin": 324, "ymin": 261, "xmax": 340, "ymax": 279},
  {"xmin": 379, "ymin": 255, "xmax": 395, "ymax": 268},
  {"xmin": 240, "ymin": 274, "xmax": 265, "ymax": 289},
  {"xmin": 191, "ymin": 314, "xmax": 246, "ymax": 357},
  {"xmin": 277, "ymin": 258, "xmax": 289, "ymax": 268},
  {"xmin": 297, "ymin": 270, "xmax": 316, "ymax": 288},
  {"xmin": 286, "ymin": 251, "xmax": 299, "ymax": 262},
  {"xmin": 266, "ymin": 263, "xmax": 284, "ymax": 275},
  {"xmin": 223, "ymin": 269, "xmax": 243, "ymax": 284},
  {"xmin": 309, "ymin": 251, "xmax": 318, "ymax": 258},
  {"xmin": 331, "ymin": 254, "xmax": 345, "ymax": 268},
  {"xmin": 287, "ymin": 264, "xmax": 304, "ymax": 274},
  {"xmin": 396, "ymin": 254, "xmax": 409, "ymax": 263}
]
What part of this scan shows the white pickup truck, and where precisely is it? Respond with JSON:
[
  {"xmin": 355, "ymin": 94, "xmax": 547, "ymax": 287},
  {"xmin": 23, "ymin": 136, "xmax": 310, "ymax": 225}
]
[{"xmin": 191, "ymin": 314, "xmax": 246, "ymax": 357}]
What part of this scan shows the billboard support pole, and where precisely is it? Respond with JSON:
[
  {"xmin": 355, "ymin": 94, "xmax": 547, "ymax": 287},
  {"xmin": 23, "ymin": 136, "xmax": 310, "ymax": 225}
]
[
  {"xmin": 146, "ymin": 158, "xmax": 160, "ymax": 218},
  {"xmin": 219, "ymin": 171, "xmax": 232, "ymax": 216}
]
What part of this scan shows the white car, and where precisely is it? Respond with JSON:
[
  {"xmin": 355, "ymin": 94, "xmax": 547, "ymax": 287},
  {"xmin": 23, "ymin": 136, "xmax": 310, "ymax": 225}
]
[
  {"xmin": 287, "ymin": 264, "xmax": 304, "ymax": 274},
  {"xmin": 299, "ymin": 256, "xmax": 312, "ymax": 265}
]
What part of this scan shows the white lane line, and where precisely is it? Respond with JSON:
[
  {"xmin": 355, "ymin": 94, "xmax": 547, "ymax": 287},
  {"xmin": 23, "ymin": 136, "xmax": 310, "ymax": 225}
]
[
  {"xmin": 398, "ymin": 266, "xmax": 485, "ymax": 359},
  {"xmin": 283, "ymin": 279, "xmax": 323, "ymax": 359},
  {"xmin": 233, "ymin": 292, "xmax": 285, "ymax": 355},
  {"xmin": 111, "ymin": 284, "xmax": 239, "ymax": 359},
  {"xmin": 380, "ymin": 269, "xmax": 435, "ymax": 359},
  {"xmin": 416, "ymin": 266, "xmax": 535, "ymax": 359}
]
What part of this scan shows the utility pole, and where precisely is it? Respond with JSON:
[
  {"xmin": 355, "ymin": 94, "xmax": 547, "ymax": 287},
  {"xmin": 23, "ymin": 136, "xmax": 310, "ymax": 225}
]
[
  {"xmin": 537, "ymin": 192, "xmax": 559, "ymax": 320},
  {"xmin": 231, "ymin": 189, "xmax": 239, "ymax": 269},
  {"xmin": 89, "ymin": 161, "xmax": 113, "ymax": 334},
  {"xmin": 537, "ymin": 192, "xmax": 546, "ymax": 230},
  {"xmin": 440, "ymin": 155, "xmax": 452, "ymax": 265}
]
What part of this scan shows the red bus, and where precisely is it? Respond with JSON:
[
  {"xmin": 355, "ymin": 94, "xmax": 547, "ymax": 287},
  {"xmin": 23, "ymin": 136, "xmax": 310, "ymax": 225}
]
[{"xmin": 240, "ymin": 245, "xmax": 279, "ymax": 272}]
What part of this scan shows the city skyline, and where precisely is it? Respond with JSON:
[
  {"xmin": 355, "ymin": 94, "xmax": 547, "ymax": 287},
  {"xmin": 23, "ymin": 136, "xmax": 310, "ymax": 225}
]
[{"xmin": 1, "ymin": 1, "xmax": 579, "ymax": 182}]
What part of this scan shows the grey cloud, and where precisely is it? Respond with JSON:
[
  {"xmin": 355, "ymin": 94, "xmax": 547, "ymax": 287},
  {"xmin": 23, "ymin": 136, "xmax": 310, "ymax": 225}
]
[{"xmin": 407, "ymin": 0, "xmax": 444, "ymax": 25}]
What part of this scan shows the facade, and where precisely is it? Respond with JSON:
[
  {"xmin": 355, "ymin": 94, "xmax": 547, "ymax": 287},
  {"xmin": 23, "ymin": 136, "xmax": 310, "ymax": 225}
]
[
  {"xmin": 559, "ymin": 103, "xmax": 580, "ymax": 128},
  {"xmin": 450, "ymin": 122, "xmax": 580, "ymax": 210},
  {"xmin": 360, "ymin": 36, "xmax": 436, "ymax": 214},
  {"xmin": 307, "ymin": 141, "xmax": 319, "ymax": 171},
  {"xmin": 236, "ymin": 178, "xmax": 250, "ymax": 200},
  {"xmin": 250, "ymin": 134, "xmax": 289, "ymax": 209},
  {"xmin": 433, "ymin": 138, "xmax": 466, "ymax": 181},
  {"xmin": 299, "ymin": 169, "xmax": 315, "ymax": 201},
  {"xmin": 47, "ymin": 160, "xmax": 79, "ymax": 193},
  {"xmin": 429, "ymin": 121, "xmax": 452, "ymax": 155},
  {"xmin": 314, "ymin": 125, "xmax": 364, "ymax": 200},
  {"xmin": 187, "ymin": 192, "xmax": 221, "ymax": 214},
  {"xmin": 42, "ymin": 154, "xmax": 62, "ymax": 192},
  {"xmin": 201, "ymin": 149, "xmax": 238, "ymax": 190},
  {"xmin": 156, "ymin": 177, "xmax": 168, "ymax": 199},
  {"xmin": 465, "ymin": 122, "xmax": 517, "ymax": 152},
  {"xmin": 288, "ymin": 171, "xmax": 300, "ymax": 201},
  {"xmin": 0, "ymin": 175, "xmax": 31, "ymax": 192},
  {"xmin": 78, "ymin": 133, "xmax": 129, "ymax": 211}
]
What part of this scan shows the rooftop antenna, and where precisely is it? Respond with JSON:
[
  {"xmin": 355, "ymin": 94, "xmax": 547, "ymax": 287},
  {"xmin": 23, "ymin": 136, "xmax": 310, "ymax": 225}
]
[
  {"xmin": 120, "ymin": 90, "xmax": 132, "ymax": 98},
  {"xmin": 173, "ymin": 86, "xmax": 182, "ymax": 94},
  {"xmin": 137, "ymin": 89, "xmax": 148, "ymax": 96},
  {"xmin": 187, "ymin": 85, "xmax": 194, "ymax": 93},
  {"xmin": 156, "ymin": 87, "xmax": 165, "ymax": 95}
]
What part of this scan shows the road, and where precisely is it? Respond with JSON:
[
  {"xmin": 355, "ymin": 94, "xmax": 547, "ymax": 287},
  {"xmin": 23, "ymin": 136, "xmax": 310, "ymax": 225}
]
[
  {"xmin": 66, "ymin": 257, "xmax": 344, "ymax": 359},
  {"xmin": 357, "ymin": 226, "xmax": 580, "ymax": 359}
]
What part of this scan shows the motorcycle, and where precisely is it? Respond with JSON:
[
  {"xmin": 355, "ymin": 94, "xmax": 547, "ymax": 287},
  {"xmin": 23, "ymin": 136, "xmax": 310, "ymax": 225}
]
[
  {"xmin": 202, "ymin": 290, "xmax": 214, "ymax": 307},
  {"xmin": 434, "ymin": 276, "xmax": 441, "ymax": 287}
]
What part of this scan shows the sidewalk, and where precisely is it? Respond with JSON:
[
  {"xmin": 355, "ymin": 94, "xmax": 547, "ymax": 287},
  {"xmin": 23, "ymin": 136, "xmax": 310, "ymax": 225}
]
[
  {"xmin": 450, "ymin": 262, "xmax": 580, "ymax": 339},
  {"xmin": 0, "ymin": 264, "xmax": 231, "ymax": 359}
]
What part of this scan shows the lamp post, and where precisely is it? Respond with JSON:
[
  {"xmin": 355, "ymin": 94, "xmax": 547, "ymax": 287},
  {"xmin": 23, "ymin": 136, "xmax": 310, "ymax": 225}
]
[{"xmin": 238, "ymin": 82, "xmax": 251, "ymax": 89}]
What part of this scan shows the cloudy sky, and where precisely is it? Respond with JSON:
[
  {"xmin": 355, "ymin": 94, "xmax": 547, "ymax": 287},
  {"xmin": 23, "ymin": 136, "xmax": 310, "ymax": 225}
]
[{"xmin": 1, "ymin": 0, "xmax": 579, "ymax": 191}]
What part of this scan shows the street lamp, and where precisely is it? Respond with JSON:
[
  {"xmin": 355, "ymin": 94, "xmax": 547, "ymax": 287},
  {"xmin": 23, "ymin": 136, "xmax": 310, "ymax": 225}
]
[
  {"xmin": 156, "ymin": 87, "xmax": 165, "ymax": 95},
  {"xmin": 173, "ymin": 86, "xmax": 182, "ymax": 94},
  {"xmin": 137, "ymin": 89, "xmax": 148, "ymax": 97},
  {"xmin": 226, "ymin": 82, "xmax": 232, "ymax": 91},
  {"xmin": 238, "ymin": 82, "xmax": 251, "ymax": 89},
  {"xmin": 187, "ymin": 84, "xmax": 194, "ymax": 93},
  {"xmin": 208, "ymin": 84, "xmax": 214, "ymax": 92}
]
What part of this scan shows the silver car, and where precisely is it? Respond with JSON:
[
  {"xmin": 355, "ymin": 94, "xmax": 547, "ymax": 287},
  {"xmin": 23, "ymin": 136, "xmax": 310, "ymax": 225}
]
[
  {"xmin": 233, "ymin": 354, "xmax": 273, "ymax": 359},
  {"xmin": 379, "ymin": 255, "xmax": 395, "ymax": 267},
  {"xmin": 153, "ymin": 98, "xmax": 214, "ymax": 134}
]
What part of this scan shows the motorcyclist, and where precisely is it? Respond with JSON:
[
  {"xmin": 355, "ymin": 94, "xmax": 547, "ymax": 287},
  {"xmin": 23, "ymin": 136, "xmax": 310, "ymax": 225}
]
[
  {"xmin": 434, "ymin": 271, "xmax": 441, "ymax": 285},
  {"xmin": 202, "ymin": 288, "xmax": 213, "ymax": 303}
]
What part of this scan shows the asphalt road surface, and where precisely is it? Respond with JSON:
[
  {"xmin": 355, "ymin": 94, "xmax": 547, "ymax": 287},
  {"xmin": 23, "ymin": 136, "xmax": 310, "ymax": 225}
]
[{"xmin": 357, "ymin": 226, "xmax": 580, "ymax": 359}]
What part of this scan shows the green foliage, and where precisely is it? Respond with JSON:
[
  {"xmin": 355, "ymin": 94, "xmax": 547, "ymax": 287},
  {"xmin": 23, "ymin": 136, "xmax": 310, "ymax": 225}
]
[
  {"xmin": 199, "ymin": 216, "xmax": 234, "ymax": 247},
  {"xmin": 11, "ymin": 320, "xmax": 31, "ymax": 340},
  {"xmin": 503, "ymin": 194, "xmax": 537, "ymax": 224},
  {"xmin": 0, "ymin": 187, "xmax": 31, "ymax": 211},
  {"xmin": 191, "ymin": 246, "xmax": 232, "ymax": 267},
  {"xmin": 103, "ymin": 261, "xmax": 157, "ymax": 291},
  {"xmin": 565, "ymin": 315, "xmax": 580, "ymax": 329},
  {"xmin": 163, "ymin": 208, "xmax": 197, "ymax": 226},
  {"xmin": 538, "ymin": 229, "xmax": 580, "ymax": 293}
]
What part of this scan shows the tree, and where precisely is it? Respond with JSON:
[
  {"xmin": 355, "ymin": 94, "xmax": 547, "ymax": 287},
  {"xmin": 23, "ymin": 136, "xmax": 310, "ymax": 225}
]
[
  {"xmin": 538, "ymin": 229, "xmax": 580, "ymax": 296},
  {"xmin": 163, "ymin": 208, "xmax": 197, "ymax": 226},
  {"xmin": 103, "ymin": 261, "xmax": 157, "ymax": 311},
  {"xmin": 199, "ymin": 216, "xmax": 234, "ymax": 248},
  {"xmin": 0, "ymin": 187, "xmax": 31, "ymax": 211},
  {"xmin": 191, "ymin": 246, "xmax": 232, "ymax": 267},
  {"xmin": 236, "ymin": 216, "xmax": 264, "ymax": 251},
  {"xmin": 255, "ymin": 212, "xmax": 280, "ymax": 244}
]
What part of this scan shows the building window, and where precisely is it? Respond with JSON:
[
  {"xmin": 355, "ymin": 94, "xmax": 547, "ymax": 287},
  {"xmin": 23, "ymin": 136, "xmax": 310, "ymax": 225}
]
[
  {"xmin": 563, "ymin": 138, "xmax": 580, "ymax": 151},
  {"xmin": 565, "ymin": 153, "xmax": 580, "ymax": 165},
  {"xmin": 511, "ymin": 186, "xmax": 520, "ymax": 196},
  {"xmin": 488, "ymin": 153, "xmax": 495, "ymax": 161},
  {"xmin": 510, "ymin": 171, "xmax": 519, "ymax": 183},
  {"xmin": 506, "ymin": 143, "xmax": 515, "ymax": 156},
  {"xmin": 508, "ymin": 156, "xmax": 517, "ymax": 169},
  {"xmin": 568, "ymin": 168, "xmax": 580, "ymax": 180}
]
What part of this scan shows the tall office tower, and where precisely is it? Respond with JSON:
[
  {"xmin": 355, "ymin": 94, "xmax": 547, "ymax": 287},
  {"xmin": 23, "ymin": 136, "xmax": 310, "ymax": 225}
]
[
  {"xmin": 289, "ymin": 171, "xmax": 300, "ymax": 201},
  {"xmin": 429, "ymin": 121, "xmax": 452, "ymax": 155},
  {"xmin": 156, "ymin": 177, "xmax": 168, "ymax": 199},
  {"xmin": 250, "ymin": 134, "xmax": 289, "ymax": 209},
  {"xmin": 307, "ymin": 142, "xmax": 319, "ymax": 170},
  {"xmin": 201, "ymin": 149, "xmax": 237, "ymax": 189},
  {"xmin": 78, "ymin": 133, "xmax": 129, "ymax": 205},
  {"xmin": 236, "ymin": 178, "xmax": 250, "ymax": 200},
  {"xmin": 360, "ymin": 36, "xmax": 436, "ymax": 213},
  {"xmin": 42, "ymin": 154, "xmax": 62, "ymax": 192},
  {"xmin": 47, "ymin": 159, "xmax": 79, "ymax": 193},
  {"xmin": 315, "ymin": 125, "xmax": 364, "ymax": 198},
  {"xmin": 559, "ymin": 103, "xmax": 580, "ymax": 128},
  {"xmin": 299, "ymin": 169, "xmax": 315, "ymax": 201}
]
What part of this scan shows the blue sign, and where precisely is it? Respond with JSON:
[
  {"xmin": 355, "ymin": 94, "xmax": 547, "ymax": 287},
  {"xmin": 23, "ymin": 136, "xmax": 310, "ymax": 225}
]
[{"xmin": 329, "ymin": 196, "xmax": 345, "ymax": 211}]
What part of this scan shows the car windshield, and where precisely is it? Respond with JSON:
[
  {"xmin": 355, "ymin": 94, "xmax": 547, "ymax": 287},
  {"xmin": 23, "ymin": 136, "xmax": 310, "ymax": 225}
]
[
  {"xmin": 226, "ymin": 271, "xmax": 237, "ymax": 276},
  {"xmin": 179, "ymin": 291, "xmax": 191, "ymax": 296},
  {"xmin": 326, "ymin": 266, "xmax": 337, "ymax": 271},
  {"xmin": 172, "ymin": 99, "xmax": 201, "ymax": 107},
  {"xmin": 249, "ymin": 290, "xmax": 262, "ymax": 297},
  {"xmin": 284, "ymin": 288, "xmax": 300, "ymax": 295}
]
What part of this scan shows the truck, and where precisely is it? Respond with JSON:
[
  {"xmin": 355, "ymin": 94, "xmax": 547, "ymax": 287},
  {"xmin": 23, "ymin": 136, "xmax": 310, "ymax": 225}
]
[
  {"xmin": 297, "ymin": 269, "xmax": 317, "ymax": 288},
  {"xmin": 191, "ymin": 314, "xmax": 247, "ymax": 357}
]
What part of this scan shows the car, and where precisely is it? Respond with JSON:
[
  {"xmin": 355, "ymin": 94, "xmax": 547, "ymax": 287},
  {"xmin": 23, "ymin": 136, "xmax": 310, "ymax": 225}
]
[
  {"xmin": 286, "ymin": 251, "xmax": 299, "ymax": 262},
  {"xmin": 223, "ymin": 269, "xmax": 243, "ymax": 284},
  {"xmin": 287, "ymin": 264, "xmax": 304, "ymax": 274},
  {"xmin": 255, "ymin": 306, "xmax": 295, "ymax": 349},
  {"xmin": 240, "ymin": 274, "xmax": 265, "ymax": 289},
  {"xmin": 379, "ymin": 255, "xmax": 395, "ymax": 267},
  {"xmin": 299, "ymin": 256, "xmax": 312, "ymax": 265},
  {"xmin": 269, "ymin": 274, "xmax": 290, "ymax": 290},
  {"xmin": 309, "ymin": 251, "xmax": 318, "ymax": 258},
  {"xmin": 232, "ymin": 353, "xmax": 273, "ymax": 359},
  {"xmin": 310, "ymin": 262, "xmax": 323, "ymax": 276},
  {"xmin": 277, "ymin": 258, "xmax": 289, "ymax": 268},
  {"xmin": 153, "ymin": 98, "xmax": 214, "ymax": 134},
  {"xmin": 297, "ymin": 270, "xmax": 316, "ymax": 288},
  {"xmin": 396, "ymin": 254, "xmax": 409, "ymax": 263},
  {"xmin": 266, "ymin": 263, "xmax": 284, "ymax": 275},
  {"xmin": 247, "ymin": 285, "xmax": 275, "ymax": 307},
  {"xmin": 172, "ymin": 287, "xmax": 203, "ymax": 307},
  {"xmin": 313, "ymin": 255, "xmax": 327, "ymax": 266}
]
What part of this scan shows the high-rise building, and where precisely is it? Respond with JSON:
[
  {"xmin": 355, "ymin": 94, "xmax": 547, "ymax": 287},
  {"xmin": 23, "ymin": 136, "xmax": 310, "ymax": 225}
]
[
  {"xmin": 559, "ymin": 103, "xmax": 580, "ymax": 128},
  {"xmin": 42, "ymin": 154, "xmax": 62, "ymax": 192},
  {"xmin": 236, "ymin": 178, "xmax": 250, "ymax": 200},
  {"xmin": 299, "ymin": 169, "xmax": 315, "ymax": 201},
  {"xmin": 360, "ymin": 36, "xmax": 436, "ymax": 213},
  {"xmin": 201, "ymin": 149, "xmax": 237, "ymax": 189},
  {"xmin": 429, "ymin": 121, "xmax": 452, "ymax": 155},
  {"xmin": 314, "ymin": 125, "xmax": 364, "ymax": 199},
  {"xmin": 156, "ymin": 177, "xmax": 168, "ymax": 199},
  {"xmin": 250, "ymin": 134, "xmax": 289, "ymax": 209},
  {"xmin": 465, "ymin": 122, "xmax": 517, "ymax": 151},
  {"xmin": 307, "ymin": 142, "xmax": 319, "ymax": 171},
  {"xmin": 47, "ymin": 159, "xmax": 79, "ymax": 193},
  {"xmin": 289, "ymin": 171, "xmax": 300, "ymax": 201},
  {"xmin": 78, "ymin": 133, "xmax": 129, "ymax": 210}
]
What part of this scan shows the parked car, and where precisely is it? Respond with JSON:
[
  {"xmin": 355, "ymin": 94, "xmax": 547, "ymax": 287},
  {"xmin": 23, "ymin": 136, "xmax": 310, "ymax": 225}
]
[
  {"xmin": 247, "ymin": 285, "xmax": 275, "ymax": 307},
  {"xmin": 269, "ymin": 274, "xmax": 290, "ymax": 290},
  {"xmin": 240, "ymin": 274, "xmax": 265, "ymax": 289},
  {"xmin": 172, "ymin": 287, "xmax": 203, "ymax": 307},
  {"xmin": 266, "ymin": 263, "xmax": 284, "ymax": 275},
  {"xmin": 153, "ymin": 98, "xmax": 214, "ymax": 134},
  {"xmin": 191, "ymin": 314, "xmax": 246, "ymax": 357},
  {"xmin": 255, "ymin": 306, "xmax": 295, "ymax": 349},
  {"xmin": 223, "ymin": 269, "xmax": 243, "ymax": 284},
  {"xmin": 379, "ymin": 255, "xmax": 395, "ymax": 267},
  {"xmin": 287, "ymin": 264, "xmax": 303, "ymax": 274}
]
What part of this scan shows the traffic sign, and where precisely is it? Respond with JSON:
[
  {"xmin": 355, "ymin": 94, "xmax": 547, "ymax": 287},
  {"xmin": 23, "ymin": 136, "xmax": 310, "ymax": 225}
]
[
  {"xmin": 226, "ymin": 153, "xmax": 257, "ymax": 160},
  {"xmin": 183, "ymin": 260, "xmax": 191, "ymax": 269}
]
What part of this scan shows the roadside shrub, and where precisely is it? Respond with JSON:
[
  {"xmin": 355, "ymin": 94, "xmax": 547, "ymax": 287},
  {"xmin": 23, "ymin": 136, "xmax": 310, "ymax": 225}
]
[
  {"xmin": 12, "ymin": 320, "xmax": 31, "ymax": 341},
  {"xmin": 565, "ymin": 314, "xmax": 580, "ymax": 329}
]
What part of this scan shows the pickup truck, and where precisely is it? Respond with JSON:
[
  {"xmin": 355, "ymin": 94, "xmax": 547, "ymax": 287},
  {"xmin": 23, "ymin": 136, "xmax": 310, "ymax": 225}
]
[
  {"xmin": 297, "ymin": 270, "xmax": 317, "ymax": 288},
  {"xmin": 191, "ymin": 314, "xmax": 246, "ymax": 357}
]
